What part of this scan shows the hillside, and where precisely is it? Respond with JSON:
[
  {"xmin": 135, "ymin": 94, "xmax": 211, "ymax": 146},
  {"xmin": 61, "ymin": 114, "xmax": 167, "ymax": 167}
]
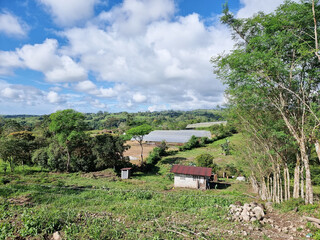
[{"xmin": 0, "ymin": 133, "xmax": 319, "ymax": 239}]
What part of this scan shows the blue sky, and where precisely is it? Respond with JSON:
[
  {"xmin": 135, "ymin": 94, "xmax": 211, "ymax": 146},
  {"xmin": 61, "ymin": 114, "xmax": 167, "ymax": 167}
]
[{"xmin": 0, "ymin": 0, "xmax": 287, "ymax": 114}]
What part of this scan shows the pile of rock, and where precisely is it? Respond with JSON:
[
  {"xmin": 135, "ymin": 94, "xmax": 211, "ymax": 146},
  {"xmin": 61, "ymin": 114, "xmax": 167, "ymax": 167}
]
[{"xmin": 228, "ymin": 202, "xmax": 265, "ymax": 222}]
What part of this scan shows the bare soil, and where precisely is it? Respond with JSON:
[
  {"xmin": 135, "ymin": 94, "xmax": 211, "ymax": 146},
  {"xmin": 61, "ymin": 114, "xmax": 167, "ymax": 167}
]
[{"xmin": 124, "ymin": 141, "xmax": 156, "ymax": 164}]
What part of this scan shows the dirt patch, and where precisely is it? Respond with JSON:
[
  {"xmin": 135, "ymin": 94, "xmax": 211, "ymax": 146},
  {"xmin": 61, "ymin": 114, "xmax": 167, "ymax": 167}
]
[
  {"xmin": 124, "ymin": 141, "xmax": 156, "ymax": 163},
  {"xmin": 8, "ymin": 194, "xmax": 32, "ymax": 206}
]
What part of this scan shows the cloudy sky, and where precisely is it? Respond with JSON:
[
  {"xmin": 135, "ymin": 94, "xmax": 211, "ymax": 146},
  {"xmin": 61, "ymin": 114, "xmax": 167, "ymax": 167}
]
[{"xmin": 0, "ymin": 0, "xmax": 287, "ymax": 114}]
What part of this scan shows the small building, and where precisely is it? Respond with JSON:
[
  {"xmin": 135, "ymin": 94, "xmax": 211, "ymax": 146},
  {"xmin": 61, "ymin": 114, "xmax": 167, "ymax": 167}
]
[
  {"xmin": 121, "ymin": 168, "xmax": 132, "ymax": 179},
  {"xmin": 170, "ymin": 165, "xmax": 212, "ymax": 190}
]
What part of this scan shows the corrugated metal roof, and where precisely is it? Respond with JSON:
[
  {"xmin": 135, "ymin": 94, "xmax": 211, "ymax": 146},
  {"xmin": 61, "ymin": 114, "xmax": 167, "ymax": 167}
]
[
  {"xmin": 143, "ymin": 130, "xmax": 211, "ymax": 143},
  {"xmin": 170, "ymin": 165, "xmax": 212, "ymax": 177},
  {"xmin": 186, "ymin": 121, "xmax": 227, "ymax": 129}
]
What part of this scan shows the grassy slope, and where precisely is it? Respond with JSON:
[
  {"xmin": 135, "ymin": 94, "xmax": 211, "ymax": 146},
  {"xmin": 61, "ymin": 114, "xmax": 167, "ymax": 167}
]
[
  {"xmin": 162, "ymin": 134, "xmax": 244, "ymax": 169},
  {"xmin": 0, "ymin": 136, "xmax": 252, "ymax": 239}
]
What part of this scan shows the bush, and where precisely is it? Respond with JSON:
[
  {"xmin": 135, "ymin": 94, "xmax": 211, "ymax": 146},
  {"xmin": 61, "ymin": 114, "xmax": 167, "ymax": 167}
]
[
  {"xmin": 146, "ymin": 147, "xmax": 162, "ymax": 165},
  {"xmin": 147, "ymin": 141, "xmax": 168, "ymax": 165},
  {"xmin": 179, "ymin": 135, "xmax": 202, "ymax": 151},
  {"xmin": 196, "ymin": 154, "xmax": 214, "ymax": 167}
]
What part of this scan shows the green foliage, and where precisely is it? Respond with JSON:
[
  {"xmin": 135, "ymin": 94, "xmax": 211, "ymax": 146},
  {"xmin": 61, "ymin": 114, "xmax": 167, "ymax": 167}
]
[
  {"xmin": 179, "ymin": 135, "xmax": 202, "ymax": 151},
  {"xmin": 196, "ymin": 153, "xmax": 214, "ymax": 167},
  {"xmin": 147, "ymin": 140, "xmax": 168, "ymax": 165},
  {"xmin": 220, "ymin": 139, "xmax": 231, "ymax": 156},
  {"xmin": 91, "ymin": 134, "xmax": 130, "ymax": 170},
  {"xmin": 127, "ymin": 124, "xmax": 152, "ymax": 140},
  {"xmin": 311, "ymin": 165, "xmax": 320, "ymax": 186}
]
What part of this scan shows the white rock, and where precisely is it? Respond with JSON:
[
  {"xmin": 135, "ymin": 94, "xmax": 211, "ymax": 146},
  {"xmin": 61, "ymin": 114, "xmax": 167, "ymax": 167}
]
[{"xmin": 52, "ymin": 231, "xmax": 62, "ymax": 240}]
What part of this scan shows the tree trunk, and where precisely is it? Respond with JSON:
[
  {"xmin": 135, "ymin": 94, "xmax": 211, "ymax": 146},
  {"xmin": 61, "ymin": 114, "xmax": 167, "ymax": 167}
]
[
  {"xmin": 250, "ymin": 175, "xmax": 259, "ymax": 194},
  {"xmin": 260, "ymin": 178, "xmax": 267, "ymax": 201},
  {"xmin": 139, "ymin": 140, "xmax": 144, "ymax": 164},
  {"xmin": 284, "ymin": 167, "xmax": 288, "ymax": 201},
  {"xmin": 315, "ymin": 140, "xmax": 320, "ymax": 162},
  {"xmin": 267, "ymin": 176, "xmax": 272, "ymax": 201},
  {"xmin": 286, "ymin": 165, "xmax": 290, "ymax": 200},
  {"xmin": 293, "ymin": 154, "xmax": 300, "ymax": 198},
  {"xmin": 301, "ymin": 165, "xmax": 305, "ymax": 200},
  {"xmin": 300, "ymin": 141, "xmax": 313, "ymax": 204},
  {"xmin": 280, "ymin": 174, "xmax": 283, "ymax": 203}
]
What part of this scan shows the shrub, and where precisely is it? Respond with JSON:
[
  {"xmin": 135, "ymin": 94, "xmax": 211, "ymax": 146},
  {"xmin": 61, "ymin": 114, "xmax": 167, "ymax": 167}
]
[
  {"xmin": 179, "ymin": 135, "xmax": 201, "ymax": 151},
  {"xmin": 196, "ymin": 154, "xmax": 214, "ymax": 167}
]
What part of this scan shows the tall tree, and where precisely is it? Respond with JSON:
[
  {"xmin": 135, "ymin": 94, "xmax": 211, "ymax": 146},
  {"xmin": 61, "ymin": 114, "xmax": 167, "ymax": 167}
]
[
  {"xmin": 213, "ymin": 1, "xmax": 320, "ymax": 203},
  {"xmin": 49, "ymin": 109, "xmax": 88, "ymax": 172},
  {"xmin": 127, "ymin": 124, "xmax": 152, "ymax": 163}
]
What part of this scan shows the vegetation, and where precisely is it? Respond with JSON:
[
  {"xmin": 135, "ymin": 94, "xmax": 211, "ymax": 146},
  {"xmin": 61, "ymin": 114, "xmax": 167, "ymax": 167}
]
[
  {"xmin": 126, "ymin": 124, "xmax": 152, "ymax": 163},
  {"xmin": 0, "ymin": 110, "xmax": 130, "ymax": 173},
  {"xmin": 213, "ymin": 0, "xmax": 320, "ymax": 204}
]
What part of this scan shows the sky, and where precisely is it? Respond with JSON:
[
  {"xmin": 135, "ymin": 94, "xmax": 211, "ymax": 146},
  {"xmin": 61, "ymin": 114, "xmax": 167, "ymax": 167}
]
[{"xmin": 0, "ymin": 0, "xmax": 288, "ymax": 115}]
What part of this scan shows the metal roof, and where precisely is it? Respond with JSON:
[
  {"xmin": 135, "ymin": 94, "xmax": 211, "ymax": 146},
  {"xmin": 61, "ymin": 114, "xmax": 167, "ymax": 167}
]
[
  {"xmin": 186, "ymin": 121, "xmax": 227, "ymax": 129},
  {"xmin": 170, "ymin": 165, "xmax": 212, "ymax": 177},
  {"xmin": 143, "ymin": 130, "xmax": 211, "ymax": 143}
]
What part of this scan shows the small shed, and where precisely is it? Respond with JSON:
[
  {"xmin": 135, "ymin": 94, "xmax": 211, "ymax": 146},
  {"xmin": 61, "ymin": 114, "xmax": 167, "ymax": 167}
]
[
  {"xmin": 121, "ymin": 168, "xmax": 132, "ymax": 179},
  {"xmin": 170, "ymin": 165, "xmax": 212, "ymax": 190}
]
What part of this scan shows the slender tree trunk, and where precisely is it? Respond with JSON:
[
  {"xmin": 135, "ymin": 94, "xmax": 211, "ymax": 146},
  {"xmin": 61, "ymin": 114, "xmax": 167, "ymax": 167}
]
[
  {"xmin": 315, "ymin": 140, "xmax": 320, "ymax": 162},
  {"xmin": 267, "ymin": 176, "xmax": 272, "ymax": 201},
  {"xmin": 280, "ymin": 173, "xmax": 283, "ymax": 203},
  {"xmin": 286, "ymin": 165, "xmax": 291, "ymax": 200},
  {"xmin": 250, "ymin": 175, "xmax": 259, "ymax": 194},
  {"xmin": 301, "ymin": 165, "xmax": 305, "ymax": 200},
  {"xmin": 284, "ymin": 167, "xmax": 288, "ymax": 201},
  {"xmin": 261, "ymin": 178, "xmax": 268, "ymax": 201},
  {"xmin": 300, "ymin": 141, "xmax": 313, "ymax": 204},
  {"xmin": 293, "ymin": 154, "xmax": 300, "ymax": 198},
  {"xmin": 139, "ymin": 140, "xmax": 144, "ymax": 164}
]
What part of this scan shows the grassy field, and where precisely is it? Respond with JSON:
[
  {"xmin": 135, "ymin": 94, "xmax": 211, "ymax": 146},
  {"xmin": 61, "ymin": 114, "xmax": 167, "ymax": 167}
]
[
  {"xmin": 161, "ymin": 134, "xmax": 245, "ymax": 171},
  {"xmin": 0, "ymin": 161, "xmax": 252, "ymax": 240},
  {"xmin": 1, "ymin": 134, "xmax": 320, "ymax": 239}
]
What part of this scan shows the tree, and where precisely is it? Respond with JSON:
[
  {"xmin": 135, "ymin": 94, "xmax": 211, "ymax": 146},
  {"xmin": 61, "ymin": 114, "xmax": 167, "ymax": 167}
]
[
  {"xmin": 127, "ymin": 124, "xmax": 152, "ymax": 163},
  {"xmin": 91, "ymin": 134, "xmax": 129, "ymax": 170},
  {"xmin": 213, "ymin": 1, "xmax": 320, "ymax": 203},
  {"xmin": 49, "ymin": 109, "xmax": 88, "ymax": 172}
]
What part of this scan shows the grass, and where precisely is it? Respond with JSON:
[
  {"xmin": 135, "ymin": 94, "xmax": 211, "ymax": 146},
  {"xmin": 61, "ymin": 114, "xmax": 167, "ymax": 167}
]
[
  {"xmin": 161, "ymin": 133, "xmax": 244, "ymax": 169},
  {"xmin": 0, "ymin": 154, "xmax": 251, "ymax": 239}
]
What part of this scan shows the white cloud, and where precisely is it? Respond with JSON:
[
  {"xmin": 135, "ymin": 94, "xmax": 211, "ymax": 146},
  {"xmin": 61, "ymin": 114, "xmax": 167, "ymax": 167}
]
[
  {"xmin": 62, "ymin": 8, "xmax": 232, "ymax": 110},
  {"xmin": 0, "ymin": 11, "xmax": 28, "ymax": 37},
  {"xmin": 16, "ymin": 39, "xmax": 87, "ymax": 83},
  {"xmin": 0, "ymin": 80, "xmax": 44, "ymax": 105},
  {"xmin": 236, "ymin": 0, "xmax": 292, "ymax": 18},
  {"xmin": 98, "ymin": 0, "xmax": 175, "ymax": 35},
  {"xmin": 47, "ymin": 91, "xmax": 64, "ymax": 103},
  {"xmin": 0, "ymin": 51, "xmax": 24, "ymax": 75},
  {"xmin": 38, "ymin": 0, "xmax": 99, "ymax": 26},
  {"xmin": 133, "ymin": 92, "xmax": 147, "ymax": 103}
]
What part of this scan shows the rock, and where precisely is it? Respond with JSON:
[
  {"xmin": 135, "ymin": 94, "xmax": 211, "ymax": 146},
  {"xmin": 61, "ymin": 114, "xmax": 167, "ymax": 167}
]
[
  {"xmin": 265, "ymin": 202, "xmax": 273, "ymax": 212},
  {"xmin": 250, "ymin": 217, "xmax": 257, "ymax": 222},
  {"xmin": 242, "ymin": 231, "xmax": 248, "ymax": 236},
  {"xmin": 52, "ymin": 231, "xmax": 62, "ymax": 240},
  {"xmin": 252, "ymin": 206, "xmax": 265, "ymax": 220}
]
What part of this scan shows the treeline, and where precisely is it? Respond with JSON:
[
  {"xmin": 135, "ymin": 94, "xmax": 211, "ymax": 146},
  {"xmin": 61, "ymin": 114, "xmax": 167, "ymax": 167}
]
[
  {"xmin": 1, "ymin": 109, "xmax": 224, "ymax": 132},
  {"xmin": 0, "ymin": 110, "xmax": 130, "ymax": 173},
  {"xmin": 213, "ymin": 1, "xmax": 320, "ymax": 204}
]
